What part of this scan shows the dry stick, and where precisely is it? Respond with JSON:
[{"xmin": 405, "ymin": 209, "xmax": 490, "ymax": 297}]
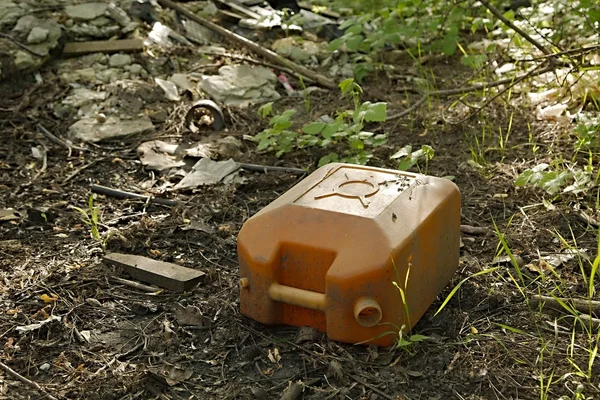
[
  {"xmin": 0, "ymin": 361, "xmax": 58, "ymax": 400},
  {"xmin": 91, "ymin": 184, "xmax": 180, "ymax": 207},
  {"xmin": 386, "ymin": 95, "xmax": 427, "ymax": 121},
  {"xmin": 157, "ymin": 0, "xmax": 337, "ymax": 90},
  {"xmin": 478, "ymin": 0, "xmax": 551, "ymax": 56},
  {"xmin": 460, "ymin": 224, "xmax": 489, "ymax": 235},
  {"xmin": 197, "ymin": 50, "xmax": 318, "ymax": 84},
  {"xmin": 388, "ymin": 64, "xmax": 556, "ymax": 121},
  {"xmin": 109, "ymin": 276, "xmax": 162, "ymax": 293},
  {"xmin": 531, "ymin": 294, "xmax": 600, "ymax": 316},
  {"xmin": 61, "ymin": 158, "xmax": 105, "ymax": 185},
  {"xmin": 0, "ymin": 32, "xmax": 47, "ymax": 57},
  {"xmin": 455, "ymin": 63, "xmax": 556, "ymax": 123},
  {"xmin": 239, "ymin": 163, "xmax": 307, "ymax": 175}
]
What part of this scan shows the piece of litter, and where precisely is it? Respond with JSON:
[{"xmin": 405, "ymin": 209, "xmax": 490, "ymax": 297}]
[{"xmin": 174, "ymin": 158, "xmax": 240, "ymax": 190}]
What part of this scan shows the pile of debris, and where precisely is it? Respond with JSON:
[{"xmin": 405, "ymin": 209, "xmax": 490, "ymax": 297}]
[{"xmin": 1, "ymin": 0, "xmax": 347, "ymax": 192}]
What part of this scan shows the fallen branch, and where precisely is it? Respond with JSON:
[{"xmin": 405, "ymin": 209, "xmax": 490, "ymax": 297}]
[
  {"xmin": 91, "ymin": 184, "xmax": 180, "ymax": 207},
  {"xmin": 37, "ymin": 123, "xmax": 87, "ymax": 156},
  {"xmin": 62, "ymin": 158, "xmax": 105, "ymax": 185},
  {"xmin": 531, "ymin": 294, "xmax": 600, "ymax": 316},
  {"xmin": 109, "ymin": 276, "xmax": 162, "ymax": 293},
  {"xmin": 239, "ymin": 163, "xmax": 307, "ymax": 175},
  {"xmin": 388, "ymin": 64, "xmax": 556, "ymax": 121},
  {"xmin": 0, "ymin": 361, "xmax": 57, "ymax": 400},
  {"xmin": 478, "ymin": 0, "xmax": 551, "ymax": 56},
  {"xmin": 460, "ymin": 224, "xmax": 489, "ymax": 235},
  {"xmin": 157, "ymin": 0, "xmax": 337, "ymax": 90},
  {"xmin": 386, "ymin": 95, "xmax": 427, "ymax": 121},
  {"xmin": 0, "ymin": 32, "xmax": 47, "ymax": 57},
  {"xmin": 196, "ymin": 50, "xmax": 317, "ymax": 85}
]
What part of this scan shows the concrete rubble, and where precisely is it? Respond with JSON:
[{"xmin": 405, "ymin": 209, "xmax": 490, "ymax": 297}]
[{"xmin": 0, "ymin": 0, "xmax": 341, "ymax": 189}]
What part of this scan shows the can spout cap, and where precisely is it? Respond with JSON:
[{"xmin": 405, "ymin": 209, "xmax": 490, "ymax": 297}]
[{"xmin": 354, "ymin": 297, "xmax": 382, "ymax": 327}]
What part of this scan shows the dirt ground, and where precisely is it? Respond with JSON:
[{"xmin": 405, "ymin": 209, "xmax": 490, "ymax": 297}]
[{"xmin": 1, "ymin": 22, "xmax": 599, "ymax": 400}]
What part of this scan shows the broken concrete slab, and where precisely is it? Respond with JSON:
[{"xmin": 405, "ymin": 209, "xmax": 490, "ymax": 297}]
[
  {"xmin": 198, "ymin": 64, "xmax": 280, "ymax": 108},
  {"xmin": 103, "ymin": 252, "xmax": 205, "ymax": 292},
  {"xmin": 68, "ymin": 115, "xmax": 154, "ymax": 143},
  {"xmin": 62, "ymin": 88, "xmax": 108, "ymax": 108},
  {"xmin": 109, "ymin": 53, "xmax": 132, "ymax": 68},
  {"xmin": 0, "ymin": 1, "xmax": 26, "ymax": 30},
  {"xmin": 65, "ymin": 2, "xmax": 108, "ymax": 21}
]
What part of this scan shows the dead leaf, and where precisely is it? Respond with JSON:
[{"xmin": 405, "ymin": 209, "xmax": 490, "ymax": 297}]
[
  {"xmin": 151, "ymin": 364, "xmax": 193, "ymax": 386},
  {"xmin": 267, "ymin": 348, "xmax": 281, "ymax": 364},
  {"xmin": 40, "ymin": 293, "xmax": 59, "ymax": 303},
  {"xmin": 294, "ymin": 326, "xmax": 319, "ymax": 344},
  {"xmin": 0, "ymin": 209, "xmax": 21, "ymax": 222},
  {"xmin": 174, "ymin": 305, "xmax": 204, "ymax": 326},
  {"xmin": 16, "ymin": 315, "xmax": 61, "ymax": 333},
  {"xmin": 526, "ymin": 260, "xmax": 555, "ymax": 274}
]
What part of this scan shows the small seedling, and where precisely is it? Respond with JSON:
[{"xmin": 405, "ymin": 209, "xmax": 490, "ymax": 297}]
[
  {"xmin": 390, "ymin": 144, "xmax": 434, "ymax": 173},
  {"xmin": 72, "ymin": 195, "xmax": 101, "ymax": 242}
]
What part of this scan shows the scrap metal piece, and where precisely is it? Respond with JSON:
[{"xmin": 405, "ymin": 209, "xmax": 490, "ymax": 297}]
[{"xmin": 185, "ymin": 99, "xmax": 225, "ymax": 132}]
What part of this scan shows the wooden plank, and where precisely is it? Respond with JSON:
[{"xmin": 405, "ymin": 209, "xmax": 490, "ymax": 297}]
[
  {"xmin": 103, "ymin": 252, "xmax": 205, "ymax": 292},
  {"xmin": 62, "ymin": 39, "xmax": 145, "ymax": 57}
]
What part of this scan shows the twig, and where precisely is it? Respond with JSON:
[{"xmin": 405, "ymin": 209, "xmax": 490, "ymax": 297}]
[
  {"xmin": 109, "ymin": 276, "xmax": 162, "ymax": 293},
  {"xmin": 347, "ymin": 373, "xmax": 400, "ymax": 400},
  {"xmin": 520, "ymin": 44, "xmax": 600, "ymax": 62},
  {"xmin": 531, "ymin": 294, "xmax": 600, "ymax": 316},
  {"xmin": 239, "ymin": 163, "xmax": 307, "ymax": 175},
  {"xmin": 478, "ymin": 0, "xmax": 551, "ymax": 55},
  {"xmin": 37, "ymin": 123, "xmax": 88, "ymax": 155},
  {"xmin": 90, "ymin": 184, "xmax": 180, "ymax": 207},
  {"xmin": 456, "ymin": 63, "xmax": 552, "ymax": 123},
  {"xmin": 61, "ymin": 159, "xmax": 105, "ymax": 185},
  {"xmin": 156, "ymin": 0, "xmax": 337, "ymax": 90},
  {"xmin": 460, "ymin": 224, "xmax": 489, "ymax": 235},
  {"xmin": 0, "ymin": 32, "xmax": 47, "ymax": 57},
  {"xmin": 197, "ymin": 50, "xmax": 317, "ymax": 84},
  {"xmin": 386, "ymin": 95, "xmax": 427, "ymax": 121},
  {"xmin": 0, "ymin": 361, "xmax": 58, "ymax": 400},
  {"xmin": 32, "ymin": 144, "xmax": 48, "ymax": 182}
]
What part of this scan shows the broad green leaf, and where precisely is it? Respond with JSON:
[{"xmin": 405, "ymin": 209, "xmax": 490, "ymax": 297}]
[
  {"xmin": 318, "ymin": 152, "xmax": 339, "ymax": 167},
  {"xmin": 361, "ymin": 102, "xmax": 387, "ymax": 122},
  {"xmin": 346, "ymin": 34, "xmax": 363, "ymax": 51},
  {"xmin": 328, "ymin": 37, "xmax": 344, "ymax": 51},
  {"xmin": 258, "ymin": 102, "xmax": 273, "ymax": 118},
  {"xmin": 302, "ymin": 122, "xmax": 326, "ymax": 135},
  {"xmin": 409, "ymin": 334, "xmax": 430, "ymax": 342}
]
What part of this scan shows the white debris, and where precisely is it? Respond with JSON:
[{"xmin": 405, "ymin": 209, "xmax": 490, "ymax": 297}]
[{"xmin": 198, "ymin": 64, "xmax": 280, "ymax": 108}]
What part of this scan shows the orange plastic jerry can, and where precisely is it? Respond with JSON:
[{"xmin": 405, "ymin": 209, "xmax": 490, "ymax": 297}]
[{"xmin": 237, "ymin": 163, "xmax": 461, "ymax": 346}]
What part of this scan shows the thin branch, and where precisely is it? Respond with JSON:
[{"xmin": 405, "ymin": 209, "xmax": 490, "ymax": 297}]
[
  {"xmin": 0, "ymin": 361, "xmax": 58, "ymax": 400},
  {"xmin": 478, "ymin": 0, "xmax": 551, "ymax": 55},
  {"xmin": 531, "ymin": 294, "xmax": 600, "ymax": 316},
  {"xmin": 386, "ymin": 95, "xmax": 427, "ymax": 121},
  {"xmin": 156, "ymin": 0, "xmax": 337, "ymax": 89},
  {"xmin": 0, "ymin": 33, "xmax": 47, "ymax": 57}
]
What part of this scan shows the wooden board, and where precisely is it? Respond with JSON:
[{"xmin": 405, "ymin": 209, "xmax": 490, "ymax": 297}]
[
  {"xmin": 103, "ymin": 252, "xmax": 205, "ymax": 292},
  {"xmin": 62, "ymin": 39, "xmax": 145, "ymax": 57}
]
